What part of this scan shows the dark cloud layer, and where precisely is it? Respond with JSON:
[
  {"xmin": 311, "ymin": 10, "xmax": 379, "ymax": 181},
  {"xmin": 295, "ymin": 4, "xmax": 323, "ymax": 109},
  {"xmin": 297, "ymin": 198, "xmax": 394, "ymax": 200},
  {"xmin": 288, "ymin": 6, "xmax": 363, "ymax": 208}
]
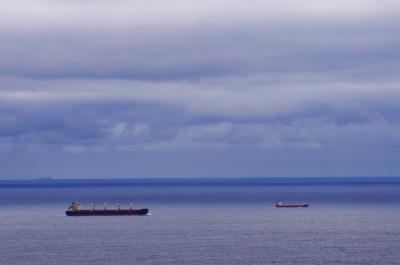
[
  {"xmin": 1, "ymin": 20, "xmax": 400, "ymax": 80},
  {"xmin": 0, "ymin": 0, "xmax": 399, "ymax": 178}
]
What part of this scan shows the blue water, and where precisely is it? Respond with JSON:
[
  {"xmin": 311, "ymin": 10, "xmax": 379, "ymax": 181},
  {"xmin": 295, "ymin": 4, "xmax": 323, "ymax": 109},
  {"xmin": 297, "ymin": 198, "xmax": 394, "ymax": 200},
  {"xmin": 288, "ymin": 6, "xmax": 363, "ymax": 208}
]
[{"xmin": 1, "ymin": 177, "xmax": 400, "ymax": 264}]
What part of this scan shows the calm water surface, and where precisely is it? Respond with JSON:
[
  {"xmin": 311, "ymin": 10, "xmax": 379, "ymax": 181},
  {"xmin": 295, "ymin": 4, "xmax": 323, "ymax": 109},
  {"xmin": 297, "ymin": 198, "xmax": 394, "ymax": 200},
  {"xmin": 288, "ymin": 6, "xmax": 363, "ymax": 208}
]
[{"xmin": 1, "ymin": 179, "xmax": 400, "ymax": 265}]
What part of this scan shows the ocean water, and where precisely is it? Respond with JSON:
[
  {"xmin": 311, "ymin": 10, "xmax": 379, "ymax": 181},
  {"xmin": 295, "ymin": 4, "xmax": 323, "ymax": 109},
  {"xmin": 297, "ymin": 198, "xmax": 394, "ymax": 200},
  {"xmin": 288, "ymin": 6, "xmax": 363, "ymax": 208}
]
[{"xmin": 1, "ymin": 178, "xmax": 400, "ymax": 265}]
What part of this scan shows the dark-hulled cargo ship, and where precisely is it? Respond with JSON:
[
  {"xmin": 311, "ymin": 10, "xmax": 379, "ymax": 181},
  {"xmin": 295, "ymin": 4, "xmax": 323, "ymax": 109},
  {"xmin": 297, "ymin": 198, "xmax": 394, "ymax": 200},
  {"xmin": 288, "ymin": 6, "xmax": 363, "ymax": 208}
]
[
  {"xmin": 275, "ymin": 202, "xmax": 309, "ymax": 208},
  {"xmin": 65, "ymin": 202, "xmax": 149, "ymax": 216}
]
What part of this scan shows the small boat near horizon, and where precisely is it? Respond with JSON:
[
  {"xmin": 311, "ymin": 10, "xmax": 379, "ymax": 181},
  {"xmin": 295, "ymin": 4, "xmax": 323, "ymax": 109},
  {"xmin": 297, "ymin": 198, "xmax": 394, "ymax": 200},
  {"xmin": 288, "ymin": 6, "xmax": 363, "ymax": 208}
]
[
  {"xmin": 275, "ymin": 202, "xmax": 309, "ymax": 208},
  {"xmin": 65, "ymin": 202, "xmax": 149, "ymax": 216}
]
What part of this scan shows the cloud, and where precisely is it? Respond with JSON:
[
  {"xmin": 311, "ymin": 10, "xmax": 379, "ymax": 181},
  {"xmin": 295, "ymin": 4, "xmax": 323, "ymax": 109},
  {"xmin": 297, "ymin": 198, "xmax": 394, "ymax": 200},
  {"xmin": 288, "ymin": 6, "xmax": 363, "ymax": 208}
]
[
  {"xmin": 0, "ymin": 71, "xmax": 399, "ymax": 156},
  {"xmin": 0, "ymin": 1, "xmax": 399, "ymax": 177},
  {"xmin": 1, "ymin": 74, "xmax": 399, "ymax": 120},
  {"xmin": 1, "ymin": 1, "xmax": 400, "ymax": 81},
  {"xmin": 62, "ymin": 144, "xmax": 103, "ymax": 154}
]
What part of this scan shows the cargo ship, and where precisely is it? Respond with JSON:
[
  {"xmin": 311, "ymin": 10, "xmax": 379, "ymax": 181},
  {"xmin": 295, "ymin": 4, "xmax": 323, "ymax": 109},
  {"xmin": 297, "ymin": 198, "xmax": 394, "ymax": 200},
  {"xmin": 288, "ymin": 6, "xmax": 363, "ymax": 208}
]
[
  {"xmin": 65, "ymin": 202, "xmax": 149, "ymax": 216},
  {"xmin": 275, "ymin": 202, "xmax": 309, "ymax": 208}
]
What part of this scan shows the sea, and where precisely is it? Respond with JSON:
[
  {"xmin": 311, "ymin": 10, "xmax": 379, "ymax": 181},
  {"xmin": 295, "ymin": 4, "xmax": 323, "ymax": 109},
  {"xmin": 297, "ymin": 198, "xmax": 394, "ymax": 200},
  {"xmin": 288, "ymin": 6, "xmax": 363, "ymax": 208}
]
[{"xmin": 1, "ymin": 177, "xmax": 400, "ymax": 265}]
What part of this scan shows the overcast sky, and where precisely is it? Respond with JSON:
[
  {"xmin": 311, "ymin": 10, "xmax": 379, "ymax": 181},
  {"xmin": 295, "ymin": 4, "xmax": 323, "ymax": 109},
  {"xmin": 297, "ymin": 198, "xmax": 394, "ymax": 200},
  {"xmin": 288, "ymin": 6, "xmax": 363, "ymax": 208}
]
[{"xmin": 0, "ymin": 0, "xmax": 399, "ymax": 179}]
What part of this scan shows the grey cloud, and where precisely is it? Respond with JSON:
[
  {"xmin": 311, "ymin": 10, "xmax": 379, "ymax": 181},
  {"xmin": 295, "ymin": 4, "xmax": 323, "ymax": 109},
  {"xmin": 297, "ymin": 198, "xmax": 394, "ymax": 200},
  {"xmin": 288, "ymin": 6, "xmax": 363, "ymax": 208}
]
[
  {"xmin": 1, "ymin": 75, "xmax": 399, "ymax": 121},
  {"xmin": 1, "ymin": 0, "xmax": 400, "ymax": 177},
  {"xmin": 1, "ymin": 1, "xmax": 400, "ymax": 81},
  {"xmin": 1, "ymin": 22, "xmax": 399, "ymax": 81},
  {"xmin": 1, "ymin": 99, "xmax": 398, "ymax": 155}
]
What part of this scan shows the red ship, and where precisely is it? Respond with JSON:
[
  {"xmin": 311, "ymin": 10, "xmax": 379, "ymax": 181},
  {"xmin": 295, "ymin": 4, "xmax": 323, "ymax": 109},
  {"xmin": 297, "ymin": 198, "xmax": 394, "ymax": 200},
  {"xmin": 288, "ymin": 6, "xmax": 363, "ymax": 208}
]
[{"xmin": 275, "ymin": 202, "xmax": 309, "ymax": 208}]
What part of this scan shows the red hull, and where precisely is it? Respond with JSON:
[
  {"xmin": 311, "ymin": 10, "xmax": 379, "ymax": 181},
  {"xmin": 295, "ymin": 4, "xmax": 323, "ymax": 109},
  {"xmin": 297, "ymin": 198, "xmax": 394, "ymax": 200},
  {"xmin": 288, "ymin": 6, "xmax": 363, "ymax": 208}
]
[{"xmin": 276, "ymin": 204, "xmax": 309, "ymax": 208}]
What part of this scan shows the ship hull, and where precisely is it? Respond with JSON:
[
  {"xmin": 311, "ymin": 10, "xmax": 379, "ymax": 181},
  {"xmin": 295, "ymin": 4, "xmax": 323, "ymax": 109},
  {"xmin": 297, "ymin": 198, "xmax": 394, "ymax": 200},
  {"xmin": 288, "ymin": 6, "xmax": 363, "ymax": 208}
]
[
  {"xmin": 65, "ymin": 209, "xmax": 149, "ymax": 216},
  {"xmin": 276, "ymin": 204, "xmax": 309, "ymax": 208}
]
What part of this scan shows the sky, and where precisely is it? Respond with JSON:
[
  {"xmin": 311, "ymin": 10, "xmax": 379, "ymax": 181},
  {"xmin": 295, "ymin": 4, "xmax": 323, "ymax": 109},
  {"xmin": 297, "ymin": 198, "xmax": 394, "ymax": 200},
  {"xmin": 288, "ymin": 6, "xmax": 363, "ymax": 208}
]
[{"xmin": 0, "ymin": 0, "xmax": 399, "ymax": 179}]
